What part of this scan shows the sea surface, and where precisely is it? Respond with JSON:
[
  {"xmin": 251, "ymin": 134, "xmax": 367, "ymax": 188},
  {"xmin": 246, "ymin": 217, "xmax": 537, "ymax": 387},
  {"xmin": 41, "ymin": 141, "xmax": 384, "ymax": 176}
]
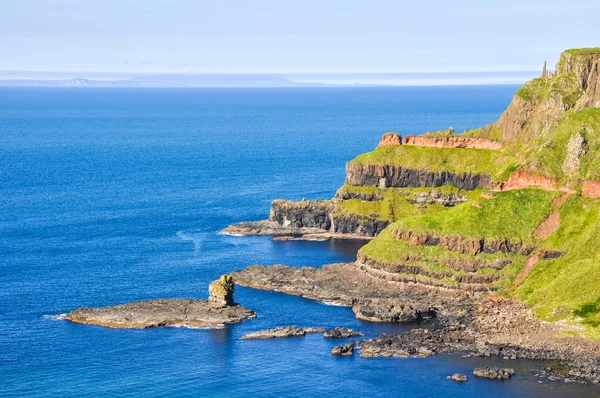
[{"xmin": 1, "ymin": 87, "xmax": 598, "ymax": 397}]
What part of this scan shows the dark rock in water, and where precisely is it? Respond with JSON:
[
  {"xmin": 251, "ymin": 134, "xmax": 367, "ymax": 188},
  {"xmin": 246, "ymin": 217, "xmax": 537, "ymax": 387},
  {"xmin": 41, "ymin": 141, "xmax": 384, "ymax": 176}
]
[
  {"xmin": 332, "ymin": 342, "xmax": 356, "ymax": 356},
  {"xmin": 473, "ymin": 367, "xmax": 515, "ymax": 380},
  {"xmin": 360, "ymin": 328, "xmax": 475, "ymax": 358},
  {"xmin": 241, "ymin": 326, "xmax": 306, "ymax": 340},
  {"xmin": 450, "ymin": 373, "xmax": 468, "ymax": 382},
  {"xmin": 58, "ymin": 274, "xmax": 255, "ymax": 329},
  {"xmin": 323, "ymin": 327, "xmax": 364, "ymax": 338}
]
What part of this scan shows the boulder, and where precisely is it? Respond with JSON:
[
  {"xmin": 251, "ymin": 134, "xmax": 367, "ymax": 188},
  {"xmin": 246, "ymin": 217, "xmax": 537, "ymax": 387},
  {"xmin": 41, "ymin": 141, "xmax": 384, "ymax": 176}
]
[
  {"xmin": 332, "ymin": 342, "xmax": 356, "ymax": 356},
  {"xmin": 451, "ymin": 373, "xmax": 468, "ymax": 382}
]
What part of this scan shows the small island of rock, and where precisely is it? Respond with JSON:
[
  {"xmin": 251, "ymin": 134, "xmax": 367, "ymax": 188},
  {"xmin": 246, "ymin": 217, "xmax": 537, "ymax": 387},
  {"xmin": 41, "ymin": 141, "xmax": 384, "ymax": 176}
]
[{"xmin": 58, "ymin": 275, "xmax": 256, "ymax": 329}]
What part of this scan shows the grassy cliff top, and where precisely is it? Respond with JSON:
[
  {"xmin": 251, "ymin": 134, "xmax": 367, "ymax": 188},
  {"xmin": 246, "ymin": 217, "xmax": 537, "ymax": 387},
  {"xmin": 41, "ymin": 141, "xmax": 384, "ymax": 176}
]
[
  {"xmin": 564, "ymin": 48, "xmax": 600, "ymax": 56},
  {"xmin": 350, "ymin": 145, "xmax": 516, "ymax": 180}
]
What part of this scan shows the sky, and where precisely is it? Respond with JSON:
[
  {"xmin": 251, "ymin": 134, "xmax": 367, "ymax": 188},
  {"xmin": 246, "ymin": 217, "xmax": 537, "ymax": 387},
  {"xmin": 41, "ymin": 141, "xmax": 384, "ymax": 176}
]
[{"xmin": 1, "ymin": 0, "xmax": 599, "ymax": 75}]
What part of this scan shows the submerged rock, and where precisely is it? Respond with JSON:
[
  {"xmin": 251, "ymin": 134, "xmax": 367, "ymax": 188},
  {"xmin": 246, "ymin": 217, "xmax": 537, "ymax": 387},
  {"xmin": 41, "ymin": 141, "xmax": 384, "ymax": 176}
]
[
  {"xmin": 59, "ymin": 274, "xmax": 255, "ymax": 329},
  {"xmin": 241, "ymin": 326, "xmax": 306, "ymax": 340},
  {"xmin": 473, "ymin": 367, "xmax": 515, "ymax": 380}
]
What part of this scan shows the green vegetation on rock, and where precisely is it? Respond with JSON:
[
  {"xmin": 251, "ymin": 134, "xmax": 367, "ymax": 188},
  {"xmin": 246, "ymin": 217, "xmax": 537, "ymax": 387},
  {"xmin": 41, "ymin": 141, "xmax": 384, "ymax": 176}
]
[
  {"xmin": 351, "ymin": 145, "xmax": 515, "ymax": 181},
  {"xmin": 391, "ymin": 189, "xmax": 556, "ymax": 242},
  {"xmin": 524, "ymin": 108, "xmax": 600, "ymax": 180}
]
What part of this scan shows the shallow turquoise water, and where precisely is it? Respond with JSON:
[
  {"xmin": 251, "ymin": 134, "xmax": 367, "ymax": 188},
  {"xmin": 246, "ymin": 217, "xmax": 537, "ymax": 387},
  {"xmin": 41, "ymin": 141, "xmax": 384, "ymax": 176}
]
[{"xmin": 1, "ymin": 86, "xmax": 598, "ymax": 397}]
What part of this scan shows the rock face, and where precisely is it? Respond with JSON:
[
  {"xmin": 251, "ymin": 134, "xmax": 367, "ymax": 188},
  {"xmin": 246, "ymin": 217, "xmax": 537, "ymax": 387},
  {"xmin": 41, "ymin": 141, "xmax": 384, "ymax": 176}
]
[
  {"xmin": 403, "ymin": 135, "xmax": 502, "ymax": 150},
  {"xmin": 332, "ymin": 342, "xmax": 356, "ymax": 356},
  {"xmin": 473, "ymin": 367, "xmax": 515, "ymax": 380},
  {"xmin": 345, "ymin": 163, "xmax": 492, "ymax": 191},
  {"xmin": 241, "ymin": 326, "xmax": 306, "ymax": 339},
  {"xmin": 61, "ymin": 298, "xmax": 256, "ymax": 329},
  {"xmin": 323, "ymin": 327, "xmax": 363, "ymax": 338},
  {"xmin": 269, "ymin": 200, "xmax": 332, "ymax": 230},
  {"xmin": 378, "ymin": 132, "xmax": 402, "ymax": 147},
  {"xmin": 60, "ymin": 275, "xmax": 255, "ymax": 329},
  {"xmin": 331, "ymin": 214, "xmax": 390, "ymax": 237},
  {"xmin": 209, "ymin": 275, "xmax": 235, "ymax": 306}
]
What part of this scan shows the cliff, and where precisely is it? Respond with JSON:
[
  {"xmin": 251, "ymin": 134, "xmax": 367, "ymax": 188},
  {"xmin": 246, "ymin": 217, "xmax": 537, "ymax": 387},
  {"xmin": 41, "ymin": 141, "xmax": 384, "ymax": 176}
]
[{"xmin": 225, "ymin": 48, "xmax": 600, "ymax": 336}]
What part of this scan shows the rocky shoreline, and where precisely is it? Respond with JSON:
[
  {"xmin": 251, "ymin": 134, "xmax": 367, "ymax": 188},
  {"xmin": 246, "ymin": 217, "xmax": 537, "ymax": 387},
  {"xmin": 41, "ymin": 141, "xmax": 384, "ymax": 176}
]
[{"xmin": 230, "ymin": 263, "xmax": 600, "ymax": 384}]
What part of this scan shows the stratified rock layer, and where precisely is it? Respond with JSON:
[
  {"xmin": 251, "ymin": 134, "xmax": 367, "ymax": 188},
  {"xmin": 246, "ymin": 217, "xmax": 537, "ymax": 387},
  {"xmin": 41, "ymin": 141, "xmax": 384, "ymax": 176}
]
[{"xmin": 345, "ymin": 163, "xmax": 492, "ymax": 190}]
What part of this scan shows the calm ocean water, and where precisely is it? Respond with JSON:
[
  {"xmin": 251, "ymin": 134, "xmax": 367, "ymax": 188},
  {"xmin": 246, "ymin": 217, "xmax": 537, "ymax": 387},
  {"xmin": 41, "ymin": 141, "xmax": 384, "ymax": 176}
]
[{"xmin": 1, "ymin": 87, "xmax": 598, "ymax": 397}]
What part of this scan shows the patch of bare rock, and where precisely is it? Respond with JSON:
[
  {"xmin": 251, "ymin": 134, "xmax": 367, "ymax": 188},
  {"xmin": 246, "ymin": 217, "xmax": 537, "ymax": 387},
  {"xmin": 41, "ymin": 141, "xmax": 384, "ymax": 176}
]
[
  {"xmin": 57, "ymin": 275, "xmax": 256, "ymax": 329},
  {"xmin": 242, "ymin": 326, "xmax": 308, "ymax": 339}
]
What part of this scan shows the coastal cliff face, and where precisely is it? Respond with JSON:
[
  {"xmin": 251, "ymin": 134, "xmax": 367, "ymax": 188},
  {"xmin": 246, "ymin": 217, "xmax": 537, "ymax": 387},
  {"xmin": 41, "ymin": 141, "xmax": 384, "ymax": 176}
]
[
  {"xmin": 269, "ymin": 200, "xmax": 332, "ymax": 230},
  {"xmin": 345, "ymin": 162, "xmax": 492, "ymax": 190},
  {"xmin": 225, "ymin": 48, "xmax": 600, "ymax": 337}
]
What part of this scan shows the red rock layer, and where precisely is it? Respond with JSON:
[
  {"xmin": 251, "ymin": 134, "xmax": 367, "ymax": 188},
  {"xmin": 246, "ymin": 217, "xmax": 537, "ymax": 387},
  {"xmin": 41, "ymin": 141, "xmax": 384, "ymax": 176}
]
[
  {"xmin": 378, "ymin": 133, "xmax": 402, "ymax": 147},
  {"xmin": 582, "ymin": 180, "xmax": 600, "ymax": 198},
  {"xmin": 403, "ymin": 135, "xmax": 502, "ymax": 151}
]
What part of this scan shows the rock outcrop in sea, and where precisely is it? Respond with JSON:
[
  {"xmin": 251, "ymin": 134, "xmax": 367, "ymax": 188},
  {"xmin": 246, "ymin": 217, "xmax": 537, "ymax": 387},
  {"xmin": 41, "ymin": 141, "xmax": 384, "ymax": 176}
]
[{"xmin": 58, "ymin": 275, "xmax": 255, "ymax": 328}]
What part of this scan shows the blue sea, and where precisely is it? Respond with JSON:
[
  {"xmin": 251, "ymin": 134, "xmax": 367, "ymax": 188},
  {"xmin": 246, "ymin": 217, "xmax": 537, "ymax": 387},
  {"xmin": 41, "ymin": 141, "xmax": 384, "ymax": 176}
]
[{"xmin": 1, "ymin": 87, "xmax": 598, "ymax": 397}]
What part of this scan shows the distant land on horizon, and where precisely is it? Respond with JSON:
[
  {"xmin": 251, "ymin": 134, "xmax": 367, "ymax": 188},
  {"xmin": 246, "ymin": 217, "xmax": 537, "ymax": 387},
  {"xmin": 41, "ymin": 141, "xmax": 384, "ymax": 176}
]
[{"xmin": 0, "ymin": 71, "xmax": 539, "ymax": 87}]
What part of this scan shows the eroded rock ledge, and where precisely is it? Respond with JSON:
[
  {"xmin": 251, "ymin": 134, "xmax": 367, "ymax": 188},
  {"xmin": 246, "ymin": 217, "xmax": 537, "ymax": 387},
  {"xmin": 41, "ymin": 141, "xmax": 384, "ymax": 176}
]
[
  {"xmin": 58, "ymin": 275, "xmax": 256, "ymax": 329},
  {"xmin": 230, "ymin": 263, "xmax": 600, "ymax": 383}
]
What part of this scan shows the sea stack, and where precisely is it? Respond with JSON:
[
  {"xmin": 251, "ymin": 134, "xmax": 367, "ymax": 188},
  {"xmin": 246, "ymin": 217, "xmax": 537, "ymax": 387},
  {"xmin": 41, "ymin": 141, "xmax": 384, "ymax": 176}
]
[{"xmin": 209, "ymin": 274, "xmax": 235, "ymax": 306}]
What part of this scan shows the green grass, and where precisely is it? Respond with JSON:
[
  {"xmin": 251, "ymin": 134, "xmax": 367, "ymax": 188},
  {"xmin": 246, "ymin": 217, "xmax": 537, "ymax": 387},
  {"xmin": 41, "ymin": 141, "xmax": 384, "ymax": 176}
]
[
  {"xmin": 514, "ymin": 196, "xmax": 600, "ymax": 329},
  {"xmin": 334, "ymin": 185, "xmax": 452, "ymax": 222},
  {"xmin": 351, "ymin": 145, "xmax": 515, "ymax": 181},
  {"xmin": 564, "ymin": 48, "xmax": 600, "ymax": 56},
  {"xmin": 391, "ymin": 189, "xmax": 556, "ymax": 242}
]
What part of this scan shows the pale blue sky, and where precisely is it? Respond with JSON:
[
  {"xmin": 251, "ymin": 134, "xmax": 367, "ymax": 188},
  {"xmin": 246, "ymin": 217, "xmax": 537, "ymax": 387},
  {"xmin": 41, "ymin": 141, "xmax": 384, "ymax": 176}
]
[{"xmin": 1, "ymin": 0, "xmax": 599, "ymax": 74}]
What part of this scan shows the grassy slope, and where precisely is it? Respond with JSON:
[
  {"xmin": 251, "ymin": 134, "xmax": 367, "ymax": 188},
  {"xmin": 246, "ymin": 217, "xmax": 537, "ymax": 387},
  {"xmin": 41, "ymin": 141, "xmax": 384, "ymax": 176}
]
[
  {"xmin": 514, "ymin": 196, "xmax": 600, "ymax": 334},
  {"xmin": 391, "ymin": 189, "xmax": 556, "ymax": 242},
  {"xmin": 350, "ymin": 145, "xmax": 516, "ymax": 181},
  {"xmin": 334, "ymin": 185, "xmax": 458, "ymax": 222}
]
